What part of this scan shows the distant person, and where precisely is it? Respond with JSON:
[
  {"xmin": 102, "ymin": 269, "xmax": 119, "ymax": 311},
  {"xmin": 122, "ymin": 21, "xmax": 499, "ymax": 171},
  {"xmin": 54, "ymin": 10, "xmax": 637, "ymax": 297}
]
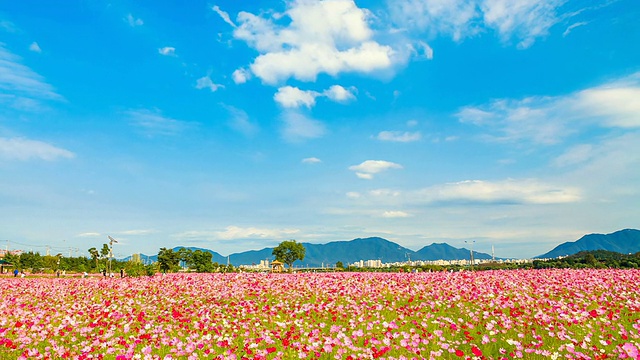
[
  {"xmin": 13, "ymin": 269, "xmax": 19, "ymax": 277},
  {"xmin": 120, "ymin": 269, "xmax": 124, "ymax": 278}
]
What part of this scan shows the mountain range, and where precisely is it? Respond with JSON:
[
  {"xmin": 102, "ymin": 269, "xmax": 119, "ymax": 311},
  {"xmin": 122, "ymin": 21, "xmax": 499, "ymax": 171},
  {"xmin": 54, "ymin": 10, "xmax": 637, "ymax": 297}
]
[
  {"xmin": 135, "ymin": 237, "xmax": 491, "ymax": 267},
  {"xmin": 131, "ymin": 229, "xmax": 640, "ymax": 267},
  {"xmin": 536, "ymin": 229, "xmax": 640, "ymax": 258}
]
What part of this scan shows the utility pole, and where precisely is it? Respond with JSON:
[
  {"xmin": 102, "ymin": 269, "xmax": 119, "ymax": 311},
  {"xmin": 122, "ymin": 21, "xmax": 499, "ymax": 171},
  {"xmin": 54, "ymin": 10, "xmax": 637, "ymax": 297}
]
[
  {"xmin": 108, "ymin": 236, "xmax": 118, "ymax": 275},
  {"xmin": 465, "ymin": 240, "xmax": 476, "ymax": 271}
]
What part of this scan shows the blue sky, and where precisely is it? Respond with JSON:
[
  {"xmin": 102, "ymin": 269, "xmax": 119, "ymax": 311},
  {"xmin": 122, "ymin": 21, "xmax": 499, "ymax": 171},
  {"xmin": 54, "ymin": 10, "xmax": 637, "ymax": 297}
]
[{"xmin": 1, "ymin": 0, "xmax": 639, "ymax": 259}]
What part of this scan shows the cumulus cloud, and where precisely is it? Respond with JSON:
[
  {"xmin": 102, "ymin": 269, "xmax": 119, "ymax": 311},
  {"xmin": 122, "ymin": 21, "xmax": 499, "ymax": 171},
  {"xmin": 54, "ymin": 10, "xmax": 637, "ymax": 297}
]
[
  {"xmin": 349, "ymin": 160, "xmax": 403, "ymax": 179},
  {"xmin": 158, "ymin": 47, "xmax": 176, "ymax": 56},
  {"xmin": 227, "ymin": 0, "xmax": 397, "ymax": 84},
  {"xmin": 0, "ymin": 137, "xmax": 75, "ymax": 161},
  {"xmin": 457, "ymin": 73, "xmax": 640, "ymax": 144},
  {"xmin": 125, "ymin": 108, "xmax": 191, "ymax": 136},
  {"xmin": 274, "ymin": 86, "xmax": 320, "ymax": 108},
  {"xmin": 232, "ymin": 68, "xmax": 251, "ymax": 84},
  {"xmin": 376, "ymin": 130, "xmax": 421, "ymax": 142},
  {"xmin": 302, "ymin": 157, "xmax": 322, "ymax": 164},
  {"xmin": 275, "ymin": 85, "xmax": 357, "ymax": 108},
  {"xmin": 323, "ymin": 85, "xmax": 356, "ymax": 102},
  {"xmin": 195, "ymin": 76, "xmax": 223, "ymax": 92}
]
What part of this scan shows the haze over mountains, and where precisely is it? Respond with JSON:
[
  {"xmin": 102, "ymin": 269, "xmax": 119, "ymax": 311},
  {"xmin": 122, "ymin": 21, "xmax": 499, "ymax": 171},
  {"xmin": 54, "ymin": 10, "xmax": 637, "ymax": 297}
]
[{"xmin": 132, "ymin": 229, "xmax": 640, "ymax": 267}]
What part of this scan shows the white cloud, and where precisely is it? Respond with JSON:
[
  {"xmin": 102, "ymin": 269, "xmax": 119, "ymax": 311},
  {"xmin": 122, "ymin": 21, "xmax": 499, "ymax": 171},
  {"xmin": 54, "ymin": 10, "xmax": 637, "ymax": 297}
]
[
  {"xmin": 346, "ymin": 191, "xmax": 361, "ymax": 199},
  {"xmin": 390, "ymin": 0, "xmax": 480, "ymax": 41},
  {"xmin": 275, "ymin": 85, "xmax": 357, "ymax": 108},
  {"xmin": 232, "ymin": 68, "xmax": 251, "ymax": 84},
  {"xmin": 177, "ymin": 226, "xmax": 300, "ymax": 241},
  {"xmin": 457, "ymin": 73, "xmax": 640, "ymax": 144},
  {"xmin": 118, "ymin": 229, "xmax": 156, "ymax": 236},
  {"xmin": 376, "ymin": 130, "xmax": 421, "ymax": 142},
  {"xmin": 361, "ymin": 179, "xmax": 581, "ymax": 205},
  {"xmin": 0, "ymin": 137, "xmax": 75, "ymax": 161},
  {"xmin": 0, "ymin": 44, "xmax": 63, "ymax": 111},
  {"xmin": 221, "ymin": 105, "xmax": 258, "ymax": 137},
  {"xmin": 212, "ymin": 5, "xmax": 236, "ymax": 28},
  {"xmin": 302, "ymin": 157, "xmax": 322, "ymax": 164},
  {"xmin": 231, "ymin": 0, "xmax": 397, "ymax": 84},
  {"xmin": 323, "ymin": 85, "xmax": 356, "ymax": 102},
  {"xmin": 77, "ymin": 232, "xmax": 101, "ymax": 237},
  {"xmin": 281, "ymin": 111, "xmax": 326, "ymax": 142},
  {"xmin": 29, "ymin": 42, "xmax": 41, "ymax": 53},
  {"xmin": 389, "ymin": 0, "xmax": 567, "ymax": 48},
  {"xmin": 195, "ymin": 76, "xmax": 223, "ymax": 92},
  {"xmin": 417, "ymin": 179, "xmax": 581, "ymax": 204},
  {"xmin": 563, "ymin": 21, "xmax": 588, "ymax": 37},
  {"xmin": 274, "ymin": 86, "xmax": 319, "ymax": 108},
  {"xmin": 349, "ymin": 160, "xmax": 403, "ymax": 179},
  {"xmin": 381, "ymin": 210, "xmax": 412, "ymax": 218},
  {"xmin": 481, "ymin": 0, "xmax": 565, "ymax": 48},
  {"xmin": 553, "ymin": 144, "xmax": 593, "ymax": 167},
  {"xmin": 126, "ymin": 14, "xmax": 144, "ymax": 27},
  {"xmin": 125, "ymin": 108, "xmax": 191, "ymax": 136},
  {"xmin": 158, "ymin": 47, "xmax": 176, "ymax": 56}
]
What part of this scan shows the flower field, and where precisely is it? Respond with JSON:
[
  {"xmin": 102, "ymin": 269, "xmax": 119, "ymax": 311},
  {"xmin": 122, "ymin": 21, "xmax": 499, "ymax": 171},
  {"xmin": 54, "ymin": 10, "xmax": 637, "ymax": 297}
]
[{"xmin": 1, "ymin": 269, "xmax": 639, "ymax": 359}]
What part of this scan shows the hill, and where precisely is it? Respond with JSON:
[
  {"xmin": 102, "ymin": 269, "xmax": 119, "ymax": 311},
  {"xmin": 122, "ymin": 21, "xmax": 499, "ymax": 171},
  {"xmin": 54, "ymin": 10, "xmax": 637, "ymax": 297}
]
[
  {"xmin": 133, "ymin": 237, "xmax": 491, "ymax": 267},
  {"xmin": 536, "ymin": 229, "xmax": 640, "ymax": 258},
  {"xmin": 415, "ymin": 243, "xmax": 492, "ymax": 261}
]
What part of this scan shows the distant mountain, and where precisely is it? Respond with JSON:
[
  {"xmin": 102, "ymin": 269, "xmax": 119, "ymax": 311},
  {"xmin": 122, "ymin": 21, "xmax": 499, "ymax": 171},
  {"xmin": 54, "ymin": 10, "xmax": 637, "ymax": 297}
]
[
  {"xmin": 537, "ymin": 229, "xmax": 640, "ymax": 259},
  {"xmin": 132, "ymin": 237, "xmax": 492, "ymax": 267},
  {"xmin": 415, "ymin": 243, "xmax": 492, "ymax": 261}
]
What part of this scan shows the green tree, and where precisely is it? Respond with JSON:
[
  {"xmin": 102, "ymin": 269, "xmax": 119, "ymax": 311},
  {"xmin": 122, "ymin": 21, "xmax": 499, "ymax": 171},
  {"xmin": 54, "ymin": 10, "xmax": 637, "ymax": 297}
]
[
  {"xmin": 88, "ymin": 247, "xmax": 100, "ymax": 269},
  {"xmin": 190, "ymin": 250, "xmax": 213, "ymax": 273},
  {"xmin": 335, "ymin": 261, "xmax": 344, "ymax": 269},
  {"xmin": 157, "ymin": 248, "xmax": 180, "ymax": 273},
  {"xmin": 19, "ymin": 251, "xmax": 44, "ymax": 271},
  {"xmin": 176, "ymin": 248, "xmax": 193, "ymax": 269},
  {"xmin": 272, "ymin": 240, "xmax": 306, "ymax": 271}
]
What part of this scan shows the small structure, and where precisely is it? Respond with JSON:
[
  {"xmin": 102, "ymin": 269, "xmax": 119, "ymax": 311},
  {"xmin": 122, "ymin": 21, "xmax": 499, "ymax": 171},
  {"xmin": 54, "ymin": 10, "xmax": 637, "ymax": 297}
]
[
  {"xmin": 0, "ymin": 259, "xmax": 14, "ymax": 274},
  {"xmin": 271, "ymin": 260, "xmax": 285, "ymax": 273}
]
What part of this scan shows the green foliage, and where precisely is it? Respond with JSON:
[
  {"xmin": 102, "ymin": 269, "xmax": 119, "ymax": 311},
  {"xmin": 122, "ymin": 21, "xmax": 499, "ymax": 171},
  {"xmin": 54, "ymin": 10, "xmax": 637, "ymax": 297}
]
[
  {"xmin": 335, "ymin": 261, "xmax": 344, "ymax": 269},
  {"xmin": 190, "ymin": 250, "xmax": 213, "ymax": 273},
  {"xmin": 88, "ymin": 247, "xmax": 99, "ymax": 269},
  {"xmin": 272, "ymin": 240, "xmax": 306, "ymax": 270},
  {"xmin": 19, "ymin": 251, "xmax": 44, "ymax": 271},
  {"xmin": 157, "ymin": 248, "xmax": 181, "ymax": 273},
  {"xmin": 534, "ymin": 250, "xmax": 640, "ymax": 269},
  {"xmin": 100, "ymin": 244, "xmax": 110, "ymax": 258}
]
